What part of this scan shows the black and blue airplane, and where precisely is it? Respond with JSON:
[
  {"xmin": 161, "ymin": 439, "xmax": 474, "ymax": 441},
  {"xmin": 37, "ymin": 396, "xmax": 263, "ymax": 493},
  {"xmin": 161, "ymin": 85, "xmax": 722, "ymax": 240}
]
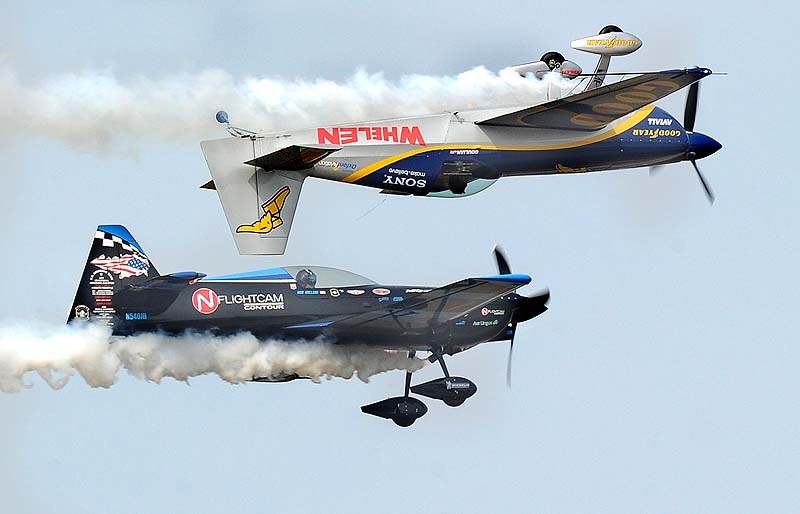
[{"xmin": 69, "ymin": 225, "xmax": 549, "ymax": 426}]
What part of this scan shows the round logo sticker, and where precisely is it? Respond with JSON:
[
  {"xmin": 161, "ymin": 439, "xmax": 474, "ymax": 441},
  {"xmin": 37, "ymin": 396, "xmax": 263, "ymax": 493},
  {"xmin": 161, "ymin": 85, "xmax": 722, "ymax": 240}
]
[
  {"xmin": 372, "ymin": 288, "xmax": 391, "ymax": 296},
  {"xmin": 481, "ymin": 307, "xmax": 489, "ymax": 316},
  {"xmin": 192, "ymin": 288, "xmax": 219, "ymax": 315}
]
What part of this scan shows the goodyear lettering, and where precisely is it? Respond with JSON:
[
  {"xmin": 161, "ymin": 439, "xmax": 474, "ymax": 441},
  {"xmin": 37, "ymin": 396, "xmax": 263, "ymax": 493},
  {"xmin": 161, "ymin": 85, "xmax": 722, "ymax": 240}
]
[
  {"xmin": 571, "ymin": 80, "xmax": 681, "ymax": 128},
  {"xmin": 631, "ymin": 129, "xmax": 683, "ymax": 139},
  {"xmin": 647, "ymin": 118, "xmax": 673, "ymax": 126},
  {"xmin": 317, "ymin": 126, "xmax": 426, "ymax": 146},
  {"xmin": 586, "ymin": 38, "xmax": 640, "ymax": 48},
  {"xmin": 449, "ymin": 149, "xmax": 479, "ymax": 155}
]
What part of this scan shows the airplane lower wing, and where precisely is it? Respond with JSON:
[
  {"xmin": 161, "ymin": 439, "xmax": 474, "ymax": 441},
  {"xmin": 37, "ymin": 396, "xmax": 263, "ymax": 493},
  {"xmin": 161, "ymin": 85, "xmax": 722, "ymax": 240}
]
[
  {"xmin": 477, "ymin": 67, "xmax": 712, "ymax": 130},
  {"xmin": 297, "ymin": 274, "xmax": 531, "ymax": 336}
]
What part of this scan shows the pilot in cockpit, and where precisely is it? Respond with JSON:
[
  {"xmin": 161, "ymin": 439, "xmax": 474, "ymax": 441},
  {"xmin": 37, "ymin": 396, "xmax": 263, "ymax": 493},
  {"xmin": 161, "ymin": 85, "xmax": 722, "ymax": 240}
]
[{"xmin": 295, "ymin": 268, "xmax": 317, "ymax": 290}]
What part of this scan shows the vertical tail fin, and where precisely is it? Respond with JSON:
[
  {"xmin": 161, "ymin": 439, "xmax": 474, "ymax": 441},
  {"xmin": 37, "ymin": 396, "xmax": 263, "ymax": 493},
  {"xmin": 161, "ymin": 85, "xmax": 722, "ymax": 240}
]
[
  {"xmin": 68, "ymin": 225, "xmax": 158, "ymax": 325},
  {"xmin": 200, "ymin": 137, "xmax": 307, "ymax": 255}
]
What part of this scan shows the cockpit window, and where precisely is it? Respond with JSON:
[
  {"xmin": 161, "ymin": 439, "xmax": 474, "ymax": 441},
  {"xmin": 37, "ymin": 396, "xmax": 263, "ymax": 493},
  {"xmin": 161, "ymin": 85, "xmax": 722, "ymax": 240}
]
[{"xmin": 282, "ymin": 266, "xmax": 376, "ymax": 288}]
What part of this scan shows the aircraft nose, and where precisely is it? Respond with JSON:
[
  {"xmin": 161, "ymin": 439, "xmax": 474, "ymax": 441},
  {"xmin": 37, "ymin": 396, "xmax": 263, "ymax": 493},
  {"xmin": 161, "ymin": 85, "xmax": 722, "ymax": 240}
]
[{"xmin": 687, "ymin": 132, "xmax": 722, "ymax": 160}]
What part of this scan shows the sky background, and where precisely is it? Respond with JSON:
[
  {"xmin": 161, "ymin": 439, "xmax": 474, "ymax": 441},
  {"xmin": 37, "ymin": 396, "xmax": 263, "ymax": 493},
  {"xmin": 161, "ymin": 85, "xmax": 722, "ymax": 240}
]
[{"xmin": 1, "ymin": 1, "xmax": 798, "ymax": 513}]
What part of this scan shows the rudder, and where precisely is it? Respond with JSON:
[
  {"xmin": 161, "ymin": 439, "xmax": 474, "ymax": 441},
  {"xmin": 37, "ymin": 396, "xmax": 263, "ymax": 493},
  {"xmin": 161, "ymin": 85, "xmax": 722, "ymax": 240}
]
[{"xmin": 68, "ymin": 225, "xmax": 159, "ymax": 325}]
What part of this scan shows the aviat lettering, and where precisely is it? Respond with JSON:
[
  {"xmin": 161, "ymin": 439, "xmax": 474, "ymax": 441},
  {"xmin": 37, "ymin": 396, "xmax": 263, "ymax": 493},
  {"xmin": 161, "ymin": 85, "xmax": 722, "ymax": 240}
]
[
  {"xmin": 218, "ymin": 293, "xmax": 285, "ymax": 311},
  {"xmin": 383, "ymin": 175, "xmax": 427, "ymax": 188},
  {"xmin": 631, "ymin": 129, "xmax": 683, "ymax": 139},
  {"xmin": 317, "ymin": 126, "xmax": 426, "ymax": 146},
  {"xmin": 647, "ymin": 118, "xmax": 673, "ymax": 126}
]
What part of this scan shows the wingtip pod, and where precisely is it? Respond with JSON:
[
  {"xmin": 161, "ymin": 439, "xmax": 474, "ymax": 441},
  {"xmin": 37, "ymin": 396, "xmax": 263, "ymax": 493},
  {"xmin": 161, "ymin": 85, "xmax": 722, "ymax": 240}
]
[{"xmin": 571, "ymin": 29, "xmax": 642, "ymax": 56}]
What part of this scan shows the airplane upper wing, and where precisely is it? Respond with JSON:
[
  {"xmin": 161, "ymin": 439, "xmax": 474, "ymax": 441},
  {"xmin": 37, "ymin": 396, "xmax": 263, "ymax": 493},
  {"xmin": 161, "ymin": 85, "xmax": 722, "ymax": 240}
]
[
  {"xmin": 477, "ymin": 67, "xmax": 712, "ymax": 130},
  {"xmin": 292, "ymin": 274, "xmax": 531, "ymax": 336}
]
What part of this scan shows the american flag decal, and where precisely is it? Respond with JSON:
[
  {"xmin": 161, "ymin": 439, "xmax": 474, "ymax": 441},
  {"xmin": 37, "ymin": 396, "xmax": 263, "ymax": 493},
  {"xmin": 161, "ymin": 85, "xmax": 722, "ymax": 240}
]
[{"xmin": 90, "ymin": 253, "xmax": 150, "ymax": 279}]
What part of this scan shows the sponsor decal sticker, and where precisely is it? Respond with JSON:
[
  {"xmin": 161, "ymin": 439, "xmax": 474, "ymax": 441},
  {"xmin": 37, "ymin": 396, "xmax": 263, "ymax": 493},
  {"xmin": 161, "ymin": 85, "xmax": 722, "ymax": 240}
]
[
  {"xmin": 317, "ymin": 160, "xmax": 358, "ymax": 171},
  {"xmin": 404, "ymin": 288, "xmax": 431, "ymax": 294},
  {"xmin": 346, "ymin": 289, "xmax": 365, "ymax": 296},
  {"xmin": 449, "ymin": 149, "xmax": 479, "ymax": 155},
  {"xmin": 330, "ymin": 289, "xmax": 340, "ymax": 298},
  {"xmin": 472, "ymin": 320, "xmax": 499, "ymax": 327},
  {"xmin": 218, "ymin": 293, "xmax": 285, "ymax": 311},
  {"xmin": 192, "ymin": 288, "xmax": 220, "ymax": 315},
  {"xmin": 482, "ymin": 308, "xmax": 506, "ymax": 316},
  {"xmin": 236, "ymin": 186, "xmax": 291, "ymax": 234},
  {"xmin": 74, "ymin": 305, "xmax": 90, "ymax": 321},
  {"xmin": 90, "ymin": 254, "xmax": 150, "ymax": 279},
  {"xmin": 392, "ymin": 296, "xmax": 404, "ymax": 302},
  {"xmin": 317, "ymin": 126, "xmax": 426, "ymax": 146},
  {"xmin": 378, "ymin": 297, "xmax": 390, "ymax": 303},
  {"xmin": 455, "ymin": 320, "xmax": 466, "ymax": 326},
  {"xmin": 631, "ymin": 128, "xmax": 682, "ymax": 139},
  {"xmin": 372, "ymin": 288, "xmax": 390, "ymax": 296}
]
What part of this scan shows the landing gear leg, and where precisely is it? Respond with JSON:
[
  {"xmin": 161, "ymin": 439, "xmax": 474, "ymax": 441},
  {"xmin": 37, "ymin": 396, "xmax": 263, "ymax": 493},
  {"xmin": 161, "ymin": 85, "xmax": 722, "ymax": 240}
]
[
  {"xmin": 361, "ymin": 350, "xmax": 428, "ymax": 427},
  {"xmin": 413, "ymin": 347, "xmax": 477, "ymax": 407}
]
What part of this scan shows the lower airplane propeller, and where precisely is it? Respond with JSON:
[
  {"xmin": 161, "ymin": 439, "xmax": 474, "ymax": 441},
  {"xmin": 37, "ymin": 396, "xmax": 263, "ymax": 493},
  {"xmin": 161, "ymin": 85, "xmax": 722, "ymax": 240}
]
[{"xmin": 493, "ymin": 246, "xmax": 550, "ymax": 387}]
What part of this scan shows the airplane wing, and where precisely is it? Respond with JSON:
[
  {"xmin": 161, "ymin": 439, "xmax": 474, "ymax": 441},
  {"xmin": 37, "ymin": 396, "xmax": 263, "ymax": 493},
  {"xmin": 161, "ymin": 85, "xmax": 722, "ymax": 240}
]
[
  {"xmin": 477, "ymin": 67, "xmax": 711, "ymax": 130},
  {"xmin": 201, "ymin": 138, "xmax": 333, "ymax": 255},
  {"xmin": 290, "ymin": 274, "xmax": 531, "ymax": 336}
]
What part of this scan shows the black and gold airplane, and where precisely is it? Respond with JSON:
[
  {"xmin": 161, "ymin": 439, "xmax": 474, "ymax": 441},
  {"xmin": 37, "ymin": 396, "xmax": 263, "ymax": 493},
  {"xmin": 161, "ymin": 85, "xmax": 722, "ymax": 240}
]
[{"xmin": 69, "ymin": 225, "xmax": 549, "ymax": 427}]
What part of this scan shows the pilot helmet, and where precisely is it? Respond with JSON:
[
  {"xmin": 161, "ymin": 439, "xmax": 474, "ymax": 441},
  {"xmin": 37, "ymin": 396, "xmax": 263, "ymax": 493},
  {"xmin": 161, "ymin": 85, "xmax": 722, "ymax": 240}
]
[{"xmin": 296, "ymin": 268, "xmax": 317, "ymax": 289}]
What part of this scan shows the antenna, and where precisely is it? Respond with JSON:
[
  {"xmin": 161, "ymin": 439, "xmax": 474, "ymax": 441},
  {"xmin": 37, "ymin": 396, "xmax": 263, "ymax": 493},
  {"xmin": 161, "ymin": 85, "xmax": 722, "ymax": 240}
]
[{"xmin": 215, "ymin": 110, "xmax": 258, "ymax": 139}]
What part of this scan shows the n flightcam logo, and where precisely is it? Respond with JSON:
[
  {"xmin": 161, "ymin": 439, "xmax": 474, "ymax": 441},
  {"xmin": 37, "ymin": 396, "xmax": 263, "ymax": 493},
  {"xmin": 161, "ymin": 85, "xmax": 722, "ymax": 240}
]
[{"xmin": 237, "ymin": 186, "xmax": 291, "ymax": 234}]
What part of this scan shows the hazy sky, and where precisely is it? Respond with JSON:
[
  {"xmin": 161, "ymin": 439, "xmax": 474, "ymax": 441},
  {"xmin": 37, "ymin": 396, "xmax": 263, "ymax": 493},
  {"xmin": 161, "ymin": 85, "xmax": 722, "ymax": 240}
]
[{"xmin": 1, "ymin": 1, "xmax": 798, "ymax": 513}]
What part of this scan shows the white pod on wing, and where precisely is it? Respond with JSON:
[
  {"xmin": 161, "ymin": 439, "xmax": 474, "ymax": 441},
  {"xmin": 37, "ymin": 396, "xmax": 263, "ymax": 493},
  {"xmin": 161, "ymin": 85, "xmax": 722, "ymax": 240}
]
[{"xmin": 571, "ymin": 31, "xmax": 642, "ymax": 56}]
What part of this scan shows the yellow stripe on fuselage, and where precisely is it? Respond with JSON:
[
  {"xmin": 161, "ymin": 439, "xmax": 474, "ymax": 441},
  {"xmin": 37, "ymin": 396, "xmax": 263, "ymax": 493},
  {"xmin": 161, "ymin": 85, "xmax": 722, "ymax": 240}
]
[{"xmin": 341, "ymin": 105, "xmax": 656, "ymax": 183}]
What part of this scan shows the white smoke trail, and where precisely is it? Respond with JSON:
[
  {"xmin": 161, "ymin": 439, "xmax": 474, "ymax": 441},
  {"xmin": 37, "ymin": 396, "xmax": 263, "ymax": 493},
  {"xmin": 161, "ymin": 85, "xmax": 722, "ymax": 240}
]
[
  {"xmin": 0, "ymin": 322, "xmax": 427, "ymax": 393},
  {"xmin": 0, "ymin": 64, "xmax": 569, "ymax": 154}
]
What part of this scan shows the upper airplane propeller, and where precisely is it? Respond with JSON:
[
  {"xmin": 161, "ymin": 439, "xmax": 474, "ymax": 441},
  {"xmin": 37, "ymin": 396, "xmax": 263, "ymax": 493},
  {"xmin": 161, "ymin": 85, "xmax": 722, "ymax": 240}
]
[{"xmin": 651, "ymin": 80, "xmax": 720, "ymax": 204}]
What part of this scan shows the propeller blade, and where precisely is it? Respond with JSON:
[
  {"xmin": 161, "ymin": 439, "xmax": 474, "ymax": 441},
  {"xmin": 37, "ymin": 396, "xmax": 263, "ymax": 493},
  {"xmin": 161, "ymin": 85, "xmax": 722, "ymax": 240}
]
[
  {"xmin": 506, "ymin": 323, "xmax": 516, "ymax": 388},
  {"xmin": 493, "ymin": 246, "xmax": 512, "ymax": 275},
  {"xmin": 684, "ymin": 82, "xmax": 699, "ymax": 132},
  {"xmin": 691, "ymin": 160, "xmax": 715, "ymax": 204}
]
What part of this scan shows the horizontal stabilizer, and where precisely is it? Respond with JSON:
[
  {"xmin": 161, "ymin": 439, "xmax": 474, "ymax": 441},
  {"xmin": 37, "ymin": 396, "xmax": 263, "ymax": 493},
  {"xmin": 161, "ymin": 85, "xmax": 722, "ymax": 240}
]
[
  {"xmin": 477, "ymin": 67, "xmax": 712, "ymax": 130},
  {"xmin": 244, "ymin": 145, "xmax": 340, "ymax": 171}
]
